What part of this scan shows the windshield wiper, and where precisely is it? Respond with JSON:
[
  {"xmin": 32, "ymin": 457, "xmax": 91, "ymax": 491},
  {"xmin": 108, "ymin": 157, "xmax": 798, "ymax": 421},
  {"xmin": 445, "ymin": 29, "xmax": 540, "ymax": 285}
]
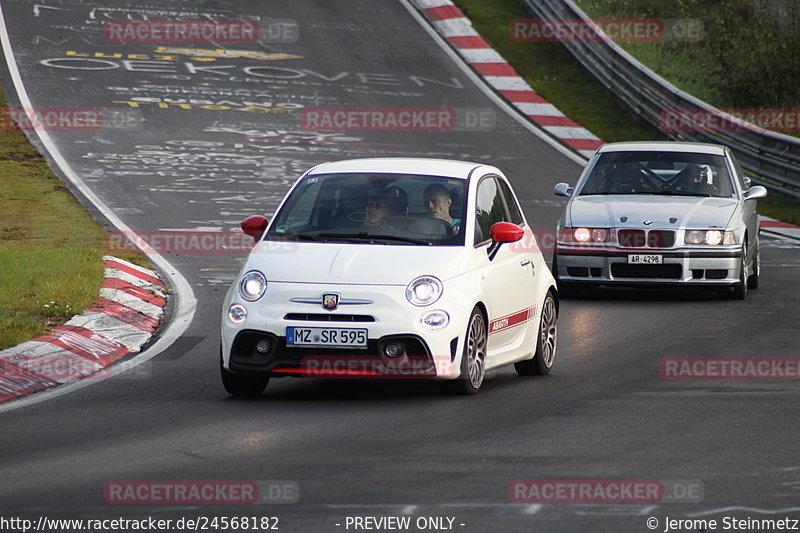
[{"xmin": 318, "ymin": 232, "xmax": 431, "ymax": 245}]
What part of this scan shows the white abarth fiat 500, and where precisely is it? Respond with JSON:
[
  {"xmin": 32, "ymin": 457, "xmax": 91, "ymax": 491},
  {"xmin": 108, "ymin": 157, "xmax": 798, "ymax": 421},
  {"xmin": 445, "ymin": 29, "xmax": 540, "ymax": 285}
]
[{"xmin": 220, "ymin": 158, "xmax": 558, "ymax": 396}]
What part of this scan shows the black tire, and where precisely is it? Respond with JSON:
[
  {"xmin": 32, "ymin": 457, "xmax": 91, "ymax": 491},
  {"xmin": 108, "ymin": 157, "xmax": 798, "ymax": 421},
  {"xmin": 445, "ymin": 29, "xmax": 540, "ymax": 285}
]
[
  {"xmin": 220, "ymin": 350, "xmax": 269, "ymax": 397},
  {"xmin": 747, "ymin": 238, "xmax": 760, "ymax": 290},
  {"xmin": 552, "ymin": 254, "xmax": 579, "ymax": 299},
  {"xmin": 515, "ymin": 291, "xmax": 557, "ymax": 376},
  {"xmin": 439, "ymin": 308, "xmax": 487, "ymax": 395},
  {"xmin": 721, "ymin": 243, "xmax": 747, "ymax": 300}
]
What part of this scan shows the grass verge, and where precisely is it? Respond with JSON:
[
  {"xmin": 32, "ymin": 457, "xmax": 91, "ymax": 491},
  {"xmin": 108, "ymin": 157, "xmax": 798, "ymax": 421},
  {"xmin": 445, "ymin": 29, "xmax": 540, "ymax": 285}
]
[
  {"xmin": 452, "ymin": 0, "xmax": 800, "ymax": 225},
  {"xmin": 0, "ymin": 85, "xmax": 148, "ymax": 350}
]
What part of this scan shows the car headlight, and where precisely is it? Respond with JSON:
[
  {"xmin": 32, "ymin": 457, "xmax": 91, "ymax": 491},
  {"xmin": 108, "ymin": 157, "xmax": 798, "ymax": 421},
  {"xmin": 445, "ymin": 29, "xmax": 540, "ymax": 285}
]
[
  {"xmin": 406, "ymin": 276, "xmax": 443, "ymax": 307},
  {"xmin": 239, "ymin": 270, "xmax": 267, "ymax": 301},
  {"xmin": 420, "ymin": 310, "xmax": 450, "ymax": 330},
  {"xmin": 228, "ymin": 303, "xmax": 247, "ymax": 324},
  {"xmin": 560, "ymin": 227, "xmax": 610, "ymax": 243},
  {"xmin": 684, "ymin": 230, "xmax": 736, "ymax": 245}
]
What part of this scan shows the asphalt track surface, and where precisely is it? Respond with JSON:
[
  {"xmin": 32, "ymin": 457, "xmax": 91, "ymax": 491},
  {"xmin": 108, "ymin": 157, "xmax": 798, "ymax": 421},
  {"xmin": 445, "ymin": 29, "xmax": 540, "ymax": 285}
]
[{"xmin": 1, "ymin": 1, "xmax": 800, "ymax": 532}]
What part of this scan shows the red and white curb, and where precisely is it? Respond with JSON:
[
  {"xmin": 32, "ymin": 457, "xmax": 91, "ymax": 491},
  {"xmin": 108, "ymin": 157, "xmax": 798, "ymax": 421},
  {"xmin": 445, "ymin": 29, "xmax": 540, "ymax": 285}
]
[
  {"xmin": 0, "ymin": 256, "xmax": 167, "ymax": 403},
  {"xmin": 411, "ymin": 0, "xmax": 605, "ymax": 158},
  {"xmin": 759, "ymin": 216, "xmax": 800, "ymax": 240}
]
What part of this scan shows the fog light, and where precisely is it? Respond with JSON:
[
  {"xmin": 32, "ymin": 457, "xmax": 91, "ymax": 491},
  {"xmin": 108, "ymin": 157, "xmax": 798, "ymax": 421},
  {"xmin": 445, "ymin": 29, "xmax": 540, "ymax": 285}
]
[
  {"xmin": 384, "ymin": 342, "xmax": 403, "ymax": 357},
  {"xmin": 228, "ymin": 304, "xmax": 247, "ymax": 324},
  {"xmin": 256, "ymin": 339, "xmax": 272, "ymax": 354},
  {"xmin": 420, "ymin": 310, "xmax": 450, "ymax": 330}
]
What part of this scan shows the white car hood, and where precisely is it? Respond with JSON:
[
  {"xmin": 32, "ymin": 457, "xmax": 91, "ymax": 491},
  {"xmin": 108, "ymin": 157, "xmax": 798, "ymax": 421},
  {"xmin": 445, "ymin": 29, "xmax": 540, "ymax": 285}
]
[
  {"xmin": 244, "ymin": 241, "xmax": 468, "ymax": 285},
  {"xmin": 568, "ymin": 195, "xmax": 738, "ymax": 229}
]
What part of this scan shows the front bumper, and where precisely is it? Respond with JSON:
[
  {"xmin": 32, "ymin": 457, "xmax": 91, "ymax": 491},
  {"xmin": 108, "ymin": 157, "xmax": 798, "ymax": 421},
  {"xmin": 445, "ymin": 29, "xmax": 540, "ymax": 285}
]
[
  {"xmin": 554, "ymin": 246, "xmax": 742, "ymax": 286},
  {"xmin": 221, "ymin": 282, "xmax": 467, "ymax": 380}
]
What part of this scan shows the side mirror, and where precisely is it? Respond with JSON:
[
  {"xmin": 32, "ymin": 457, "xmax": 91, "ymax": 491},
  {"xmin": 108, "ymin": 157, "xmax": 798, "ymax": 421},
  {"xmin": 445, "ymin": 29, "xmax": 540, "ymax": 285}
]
[
  {"xmin": 743, "ymin": 185, "xmax": 767, "ymax": 201},
  {"xmin": 241, "ymin": 215, "xmax": 269, "ymax": 242},
  {"xmin": 553, "ymin": 183, "xmax": 574, "ymax": 197},
  {"xmin": 490, "ymin": 222, "xmax": 524, "ymax": 243}
]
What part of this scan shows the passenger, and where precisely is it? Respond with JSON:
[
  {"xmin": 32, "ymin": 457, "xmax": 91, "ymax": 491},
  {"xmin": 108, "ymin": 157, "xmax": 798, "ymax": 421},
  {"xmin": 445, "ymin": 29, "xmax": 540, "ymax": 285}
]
[
  {"xmin": 423, "ymin": 184, "xmax": 461, "ymax": 233},
  {"xmin": 363, "ymin": 192, "xmax": 392, "ymax": 227}
]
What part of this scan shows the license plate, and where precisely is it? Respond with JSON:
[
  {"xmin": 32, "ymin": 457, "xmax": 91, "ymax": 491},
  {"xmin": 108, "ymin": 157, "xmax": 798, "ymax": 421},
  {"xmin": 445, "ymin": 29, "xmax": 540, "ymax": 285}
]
[
  {"xmin": 627, "ymin": 254, "xmax": 663, "ymax": 264},
  {"xmin": 286, "ymin": 327, "xmax": 368, "ymax": 349}
]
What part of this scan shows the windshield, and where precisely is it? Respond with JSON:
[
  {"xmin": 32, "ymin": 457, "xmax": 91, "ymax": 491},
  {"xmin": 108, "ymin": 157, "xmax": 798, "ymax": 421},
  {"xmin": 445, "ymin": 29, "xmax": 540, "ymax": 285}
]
[
  {"xmin": 266, "ymin": 173, "xmax": 467, "ymax": 246},
  {"xmin": 578, "ymin": 151, "xmax": 735, "ymax": 198}
]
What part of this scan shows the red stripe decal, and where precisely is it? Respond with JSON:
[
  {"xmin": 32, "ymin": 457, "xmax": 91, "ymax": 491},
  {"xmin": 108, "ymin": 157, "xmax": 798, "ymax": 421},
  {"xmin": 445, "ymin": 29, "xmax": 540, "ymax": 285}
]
[{"xmin": 489, "ymin": 307, "xmax": 534, "ymax": 335}]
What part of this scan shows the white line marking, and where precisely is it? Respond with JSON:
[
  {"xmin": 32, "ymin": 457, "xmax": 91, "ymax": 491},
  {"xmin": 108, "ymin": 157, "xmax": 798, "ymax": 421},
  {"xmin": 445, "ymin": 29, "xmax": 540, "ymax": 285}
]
[{"xmin": 0, "ymin": 5, "xmax": 197, "ymax": 413}]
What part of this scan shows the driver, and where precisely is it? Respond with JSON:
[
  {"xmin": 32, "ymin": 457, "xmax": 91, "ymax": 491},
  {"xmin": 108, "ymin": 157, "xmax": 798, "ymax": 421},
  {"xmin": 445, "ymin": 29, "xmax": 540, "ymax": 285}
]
[
  {"xmin": 423, "ymin": 184, "xmax": 461, "ymax": 233},
  {"xmin": 609, "ymin": 161, "xmax": 644, "ymax": 193}
]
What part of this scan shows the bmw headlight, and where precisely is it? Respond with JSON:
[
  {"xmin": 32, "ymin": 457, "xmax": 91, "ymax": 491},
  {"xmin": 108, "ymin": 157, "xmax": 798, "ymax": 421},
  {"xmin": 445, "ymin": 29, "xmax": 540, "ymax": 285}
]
[
  {"xmin": 239, "ymin": 270, "xmax": 267, "ymax": 301},
  {"xmin": 684, "ymin": 230, "xmax": 736, "ymax": 245},
  {"xmin": 405, "ymin": 276, "xmax": 443, "ymax": 307}
]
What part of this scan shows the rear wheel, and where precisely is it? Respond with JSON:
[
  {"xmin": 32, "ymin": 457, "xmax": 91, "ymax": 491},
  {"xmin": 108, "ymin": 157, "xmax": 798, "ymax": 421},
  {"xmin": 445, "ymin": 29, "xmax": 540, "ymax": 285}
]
[
  {"xmin": 439, "ymin": 308, "xmax": 487, "ymax": 395},
  {"xmin": 220, "ymin": 350, "xmax": 269, "ymax": 397},
  {"xmin": 515, "ymin": 291, "xmax": 557, "ymax": 376}
]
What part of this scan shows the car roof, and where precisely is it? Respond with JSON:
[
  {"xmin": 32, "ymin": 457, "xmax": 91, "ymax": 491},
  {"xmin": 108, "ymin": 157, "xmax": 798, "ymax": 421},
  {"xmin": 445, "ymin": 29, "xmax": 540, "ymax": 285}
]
[
  {"xmin": 597, "ymin": 141, "xmax": 727, "ymax": 156},
  {"xmin": 306, "ymin": 157, "xmax": 489, "ymax": 179}
]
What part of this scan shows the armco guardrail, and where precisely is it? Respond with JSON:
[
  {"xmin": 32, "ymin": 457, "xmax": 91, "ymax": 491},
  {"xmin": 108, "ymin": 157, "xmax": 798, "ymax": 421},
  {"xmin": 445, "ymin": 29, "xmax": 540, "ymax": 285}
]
[{"xmin": 522, "ymin": 0, "xmax": 800, "ymax": 199}]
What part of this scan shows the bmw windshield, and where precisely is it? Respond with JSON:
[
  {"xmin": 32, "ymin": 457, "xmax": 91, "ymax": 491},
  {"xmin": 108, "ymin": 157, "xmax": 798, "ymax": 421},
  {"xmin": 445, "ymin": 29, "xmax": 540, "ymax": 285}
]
[
  {"xmin": 578, "ymin": 151, "xmax": 736, "ymax": 198},
  {"xmin": 266, "ymin": 173, "xmax": 467, "ymax": 246}
]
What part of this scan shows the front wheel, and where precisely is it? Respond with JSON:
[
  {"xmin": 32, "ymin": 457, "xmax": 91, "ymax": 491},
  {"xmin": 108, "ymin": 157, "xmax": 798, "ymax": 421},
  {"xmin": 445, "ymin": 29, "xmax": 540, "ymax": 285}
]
[
  {"xmin": 515, "ymin": 291, "xmax": 557, "ymax": 376},
  {"xmin": 439, "ymin": 308, "xmax": 487, "ymax": 395},
  {"xmin": 220, "ymin": 350, "xmax": 269, "ymax": 397},
  {"xmin": 747, "ymin": 238, "xmax": 760, "ymax": 289},
  {"xmin": 721, "ymin": 243, "xmax": 748, "ymax": 300}
]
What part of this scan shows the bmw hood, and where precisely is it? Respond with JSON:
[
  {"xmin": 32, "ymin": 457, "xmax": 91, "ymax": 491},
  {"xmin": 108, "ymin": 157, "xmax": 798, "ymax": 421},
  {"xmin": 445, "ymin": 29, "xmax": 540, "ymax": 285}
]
[
  {"xmin": 568, "ymin": 195, "xmax": 739, "ymax": 229},
  {"xmin": 242, "ymin": 241, "xmax": 468, "ymax": 285}
]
